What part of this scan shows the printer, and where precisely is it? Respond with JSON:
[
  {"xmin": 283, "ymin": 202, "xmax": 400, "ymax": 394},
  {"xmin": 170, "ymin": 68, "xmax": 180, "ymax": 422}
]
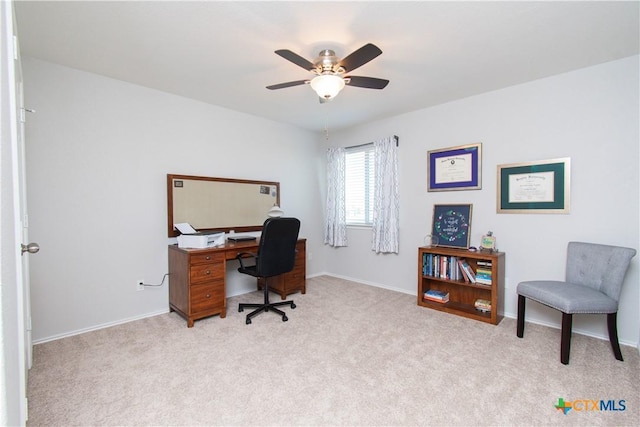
[{"xmin": 175, "ymin": 223, "xmax": 225, "ymax": 249}]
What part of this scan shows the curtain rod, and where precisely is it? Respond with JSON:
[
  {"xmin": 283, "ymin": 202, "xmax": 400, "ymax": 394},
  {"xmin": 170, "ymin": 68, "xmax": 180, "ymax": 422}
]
[{"xmin": 346, "ymin": 135, "xmax": 399, "ymax": 150}]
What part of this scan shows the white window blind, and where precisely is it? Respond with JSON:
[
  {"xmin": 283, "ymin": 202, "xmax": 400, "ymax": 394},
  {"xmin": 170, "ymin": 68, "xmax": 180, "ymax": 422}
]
[{"xmin": 345, "ymin": 144, "xmax": 375, "ymax": 225}]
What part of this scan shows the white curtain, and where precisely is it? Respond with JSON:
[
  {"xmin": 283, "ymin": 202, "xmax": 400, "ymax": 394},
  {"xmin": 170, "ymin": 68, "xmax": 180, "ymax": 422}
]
[
  {"xmin": 372, "ymin": 136, "xmax": 399, "ymax": 253},
  {"xmin": 324, "ymin": 147, "xmax": 347, "ymax": 247}
]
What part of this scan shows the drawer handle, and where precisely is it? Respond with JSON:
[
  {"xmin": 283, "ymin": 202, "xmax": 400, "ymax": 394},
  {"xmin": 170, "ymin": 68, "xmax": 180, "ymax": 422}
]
[
  {"xmin": 206, "ymin": 294, "xmax": 211, "ymax": 298},
  {"xmin": 205, "ymin": 270, "xmax": 211, "ymax": 275},
  {"xmin": 205, "ymin": 256, "xmax": 211, "ymax": 260}
]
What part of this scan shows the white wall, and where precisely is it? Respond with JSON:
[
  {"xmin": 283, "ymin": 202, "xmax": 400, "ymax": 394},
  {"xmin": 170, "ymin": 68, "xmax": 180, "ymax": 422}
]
[
  {"xmin": 323, "ymin": 56, "xmax": 640, "ymax": 346},
  {"xmin": 23, "ymin": 55, "xmax": 639, "ymax": 347},
  {"xmin": 23, "ymin": 58, "xmax": 326, "ymax": 342}
]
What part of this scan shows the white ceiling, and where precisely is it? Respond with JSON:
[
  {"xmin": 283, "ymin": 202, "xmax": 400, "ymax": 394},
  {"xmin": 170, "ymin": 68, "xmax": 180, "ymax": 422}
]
[{"xmin": 14, "ymin": 1, "xmax": 639, "ymax": 134}]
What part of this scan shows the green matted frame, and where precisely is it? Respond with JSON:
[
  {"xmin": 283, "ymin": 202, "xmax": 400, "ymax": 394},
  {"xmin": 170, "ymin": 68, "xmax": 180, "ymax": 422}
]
[{"xmin": 497, "ymin": 157, "xmax": 570, "ymax": 214}]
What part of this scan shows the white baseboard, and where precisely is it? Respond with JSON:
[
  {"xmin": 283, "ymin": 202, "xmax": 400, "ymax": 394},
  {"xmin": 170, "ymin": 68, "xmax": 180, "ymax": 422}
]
[
  {"xmin": 321, "ymin": 273, "xmax": 638, "ymax": 350},
  {"xmin": 33, "ymin": 274, "xmax": 639, "ymax": 353},
  {"xmin": 32, "ymin": 309, "xmax": 169, "ymax": 345},
  {"xmin": 501, "ymin": 312, "xmax": 637, "ymax": 349},
  {"xmin": 322, "ymin": 272, "xmax": 415, "ymax": 296}
]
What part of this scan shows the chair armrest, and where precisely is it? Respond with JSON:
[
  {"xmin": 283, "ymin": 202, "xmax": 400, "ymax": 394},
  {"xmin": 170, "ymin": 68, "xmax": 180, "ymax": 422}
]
[{"xmin": 236, "ymin": 252, "xmax": 257, "ymax": 270}]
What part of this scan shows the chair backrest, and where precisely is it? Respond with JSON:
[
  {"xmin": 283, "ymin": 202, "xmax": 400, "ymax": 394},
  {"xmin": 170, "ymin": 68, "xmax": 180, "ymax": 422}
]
[
  {"xmin": 255, "ymin": 217, "xmax": 301, "ymax": 278},
  {"xmin": 565, "ymin": 241, "xmax": 636, "ymax": 301}
]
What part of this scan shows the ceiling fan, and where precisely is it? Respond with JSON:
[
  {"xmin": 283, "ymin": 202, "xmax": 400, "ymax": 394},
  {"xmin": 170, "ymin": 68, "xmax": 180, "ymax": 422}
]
[{"xmin": 266, "ymin": 43, "xmax": 389, "ymax": 102}]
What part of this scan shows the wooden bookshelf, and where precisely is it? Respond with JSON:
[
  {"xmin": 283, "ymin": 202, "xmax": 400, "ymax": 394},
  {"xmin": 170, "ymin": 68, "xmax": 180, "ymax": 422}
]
[{"xmin": 417, "ymin": 246, "xmax": 504, "ymax": 324}]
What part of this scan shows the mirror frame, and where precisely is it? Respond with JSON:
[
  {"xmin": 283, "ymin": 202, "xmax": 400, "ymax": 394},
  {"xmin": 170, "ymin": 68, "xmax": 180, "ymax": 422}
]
[{"xmin": 167, "ymin": 174, "xmax": 280, "ymax": 237}]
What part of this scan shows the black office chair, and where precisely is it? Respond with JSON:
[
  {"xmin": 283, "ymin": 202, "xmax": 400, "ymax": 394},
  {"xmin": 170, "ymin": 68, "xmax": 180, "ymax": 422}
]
[{"xmin": 237, "ymin": 217, "xmax": 301, "ymax": 324}]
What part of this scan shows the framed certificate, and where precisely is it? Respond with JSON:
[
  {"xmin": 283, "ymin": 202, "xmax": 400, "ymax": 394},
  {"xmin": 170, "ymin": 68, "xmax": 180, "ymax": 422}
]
[
  {"xmin": 497, "ymin": 157, "xmax": 570, "ymax": 213},
  {"xmin": 427, "ymin": 143, "xmax": 482, "ymax": 191},
  {"xmin": 431, "ymin": 204, "xmax": 472, "ymax": 249}
]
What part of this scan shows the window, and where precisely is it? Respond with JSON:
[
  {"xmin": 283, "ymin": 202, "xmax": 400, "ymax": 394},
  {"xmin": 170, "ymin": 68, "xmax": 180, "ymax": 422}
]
[{"xmin": 345, "ymin": 144, "xmax": 375, "ymax": 225}]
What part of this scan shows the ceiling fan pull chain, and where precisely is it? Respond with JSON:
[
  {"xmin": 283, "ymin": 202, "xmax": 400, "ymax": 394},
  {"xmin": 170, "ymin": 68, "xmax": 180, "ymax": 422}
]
[{"xmin": 323, "ymin": 108, "xmax": 330, "ymax": 141}]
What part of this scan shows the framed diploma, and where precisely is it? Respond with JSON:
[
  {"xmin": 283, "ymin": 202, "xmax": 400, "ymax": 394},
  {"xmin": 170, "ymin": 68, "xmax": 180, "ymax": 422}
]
[
  {"xmin": 497, "ymin": 157, "xmax": 570, "ymax": 214},
  {"xmin": 431, "ymin": 204, "xmax": 472, "ymax": 249},
  {"xmin": 427, "ymin": 143, "xmax": 482, "ymax": 191}
]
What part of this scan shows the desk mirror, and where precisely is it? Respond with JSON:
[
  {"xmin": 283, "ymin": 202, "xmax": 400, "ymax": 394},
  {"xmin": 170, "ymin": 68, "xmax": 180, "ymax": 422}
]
[{"xmin": 167, "ymin": 174, "xmax": 280, "ymax": 237}]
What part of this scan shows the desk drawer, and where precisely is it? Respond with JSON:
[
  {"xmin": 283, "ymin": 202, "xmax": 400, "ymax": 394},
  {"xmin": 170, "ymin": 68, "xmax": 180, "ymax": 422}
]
[
  {"xmin": 190, "ymin": 252, "xmax": 224, "ymax": 265},
  {"xmin": 191, "ymin": 281, "xmax": 225, "ymax": 314},
  {"xmin": 190, "ymin": 263, "xmax": 224, "ymax": 284},
  {"xmin": 286, "ymin": 265, "xmax": 305, "ymax": 286}
]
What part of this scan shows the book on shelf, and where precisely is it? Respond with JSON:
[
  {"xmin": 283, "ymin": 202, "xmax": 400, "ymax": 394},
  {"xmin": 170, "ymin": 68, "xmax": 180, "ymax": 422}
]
[
  {"xmin": 474, "ymin": 299, "xmax": 492, "ymax": 312},
  {"xmin": 475, "ymin": 278, "xmax": 492, "ymax": 286},
  {"xmin": 422, "ymin": 253, "xmax": 441, "ymax": 278},
  {"xmin": 457, "ymin": 259, "xmax": 470, "ymax": 282},
  {"xmin": 475, "ymin": 274, "xmax": 492, "ymax": 284},
  {"xmin": 424, "ymin": 289, "xmax": 449, "ymax": 299},
  {"xmin": 458, "ymin": 259, "xmax": 476, "ymax": 283},
  {"xmin": 424, "ymin": 295, "xmax": 449, "ymax": 304},
  {"xmin": 423, "ymin": 289, "xmax": 449, "ymax": 303},
  {"xmin": 444, "ymin": 256, "xmax": 456, "ymax": 281},
  {"xmin": 475, "ymin": 261, "xmax": 492, "ymax": 285},
  {"xmin": 423, "ymin": 252, "xmax": 494, "ymax": 283},
  {"xmin": 475, "ymin": 271, "xmax": 492, "ymax": 285},
  {"xmin": 451, "ymin": 256, "xmax": 461, "ymax": 281}
]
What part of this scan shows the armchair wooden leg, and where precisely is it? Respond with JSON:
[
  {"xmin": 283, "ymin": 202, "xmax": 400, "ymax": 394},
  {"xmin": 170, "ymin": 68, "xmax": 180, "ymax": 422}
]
[
  {"xmin": 516, "ymin": 295, "xmax": 526, "ymax": 338},
  {"xmin": 560, "ymin": 313, "xmax": 572, "ymax": 365},
  {"xmin": 607, "ymin": 312, "xmax": 624, "ymax": 361}
]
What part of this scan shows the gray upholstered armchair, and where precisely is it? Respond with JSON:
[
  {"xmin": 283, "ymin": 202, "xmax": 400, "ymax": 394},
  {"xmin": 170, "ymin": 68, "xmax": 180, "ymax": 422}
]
[{"xmin": 516, "ymin": 241, "xmax": 636, "ymax": 365}]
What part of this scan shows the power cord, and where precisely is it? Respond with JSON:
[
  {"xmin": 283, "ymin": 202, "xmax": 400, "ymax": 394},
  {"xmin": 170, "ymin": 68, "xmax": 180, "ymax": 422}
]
[{"xmin": 140, "ymin": 273, "xmax": 169, "ymax": 288}]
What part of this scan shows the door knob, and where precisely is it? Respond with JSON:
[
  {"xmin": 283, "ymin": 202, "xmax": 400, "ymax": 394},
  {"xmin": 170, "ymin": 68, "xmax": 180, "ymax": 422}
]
[{"xmin": 21, "ymin": 242, "xmax": 40, "ymax": 255}]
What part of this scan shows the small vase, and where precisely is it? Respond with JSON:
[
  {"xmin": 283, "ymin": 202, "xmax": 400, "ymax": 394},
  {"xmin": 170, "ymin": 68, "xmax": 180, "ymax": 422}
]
[{"xmin": 423, "ymin": 234, "xmax": 439, "ymax": 247}]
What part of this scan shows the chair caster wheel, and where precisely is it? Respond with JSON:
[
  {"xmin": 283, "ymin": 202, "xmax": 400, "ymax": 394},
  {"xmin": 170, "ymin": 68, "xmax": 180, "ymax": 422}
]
[
  {"xmin": 239, "ymin": 307, "xmax": 244, "ymax": 312},
  {"xmin": 291, "ymin": 303, "xmax": 296, "ymax": 309},
  {"xmin": 246, "ymin": 318, "xmax": 251, "ymax": 325},
  {"xmin": 282, "ymin": 315, "xmax": 288, "ymax": 322}
]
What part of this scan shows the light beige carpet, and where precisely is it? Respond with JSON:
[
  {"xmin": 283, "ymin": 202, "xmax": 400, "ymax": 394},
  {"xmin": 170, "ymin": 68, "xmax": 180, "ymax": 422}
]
[{"xmin": 27, "ymin": 275, "xmax": 639, "ymax": 426}]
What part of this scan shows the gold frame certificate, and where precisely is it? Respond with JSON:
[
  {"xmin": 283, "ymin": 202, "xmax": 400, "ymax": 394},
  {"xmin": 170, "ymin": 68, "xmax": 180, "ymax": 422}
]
[
  {"xmin": 497, "ymin": 158, "xmax": 570, "ymax": 214},
  {"xmin": 427, "ymin": 143, "xmax": 482, "ymax": 192}
]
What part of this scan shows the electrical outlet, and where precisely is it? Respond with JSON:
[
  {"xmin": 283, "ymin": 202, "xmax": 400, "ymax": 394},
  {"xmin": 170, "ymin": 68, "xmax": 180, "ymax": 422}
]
[{"xmin": 136, "ymin": 280, "xmax": 144, "ymax": 291}]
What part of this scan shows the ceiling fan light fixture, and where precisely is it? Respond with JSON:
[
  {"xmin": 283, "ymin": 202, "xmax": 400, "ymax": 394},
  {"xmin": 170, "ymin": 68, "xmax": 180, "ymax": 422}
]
[{"xmin": 310, "ymin": 74, "xmax": 345, "ymax": 99}]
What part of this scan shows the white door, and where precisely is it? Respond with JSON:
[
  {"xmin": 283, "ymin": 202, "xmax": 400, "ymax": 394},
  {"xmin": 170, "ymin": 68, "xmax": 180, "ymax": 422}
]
[
  {"xmin": 0, "ymin": 1, "xmax": 34, "ymax": 424},
  {"xmin": 17, "ymin": 66, "xmax": 35, "ymax": 373}
]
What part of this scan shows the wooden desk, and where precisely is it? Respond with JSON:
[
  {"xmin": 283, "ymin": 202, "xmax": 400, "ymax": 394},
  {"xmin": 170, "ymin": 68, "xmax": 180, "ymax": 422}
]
[{"xmin": 168, "ymin": 239, "xmax": 306, "ymax": 327}]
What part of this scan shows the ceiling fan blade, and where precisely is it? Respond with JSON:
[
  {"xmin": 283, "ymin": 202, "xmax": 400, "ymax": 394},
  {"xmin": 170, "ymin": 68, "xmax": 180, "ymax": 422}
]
[
  {"xmin": 338, "ymin": 43, "xmax": 382, "ymax": 73},
  {"xmin": 274, "ymin": 49, "xmax": 315, "ymax": 71},
  {"xmin": 266, "ymin": 80, "xmax": 308, "ymax": 90},
  {"xmin": 345, "ymin": 76, "xmax": 389, "ymax": 90}
]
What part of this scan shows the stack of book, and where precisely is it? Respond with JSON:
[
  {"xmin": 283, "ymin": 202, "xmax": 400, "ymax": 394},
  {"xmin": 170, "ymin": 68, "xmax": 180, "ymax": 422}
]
[
  {"xmin": 475, "ymin": 261, "xmax": 492, "ymax": 285},
  {"xmin": 474, "ymin": 299, "xmax": 492, "ymax": 312},
  {"xmin": 423, "ymin": 289, "xmax": 449, "ymax": 304}
]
